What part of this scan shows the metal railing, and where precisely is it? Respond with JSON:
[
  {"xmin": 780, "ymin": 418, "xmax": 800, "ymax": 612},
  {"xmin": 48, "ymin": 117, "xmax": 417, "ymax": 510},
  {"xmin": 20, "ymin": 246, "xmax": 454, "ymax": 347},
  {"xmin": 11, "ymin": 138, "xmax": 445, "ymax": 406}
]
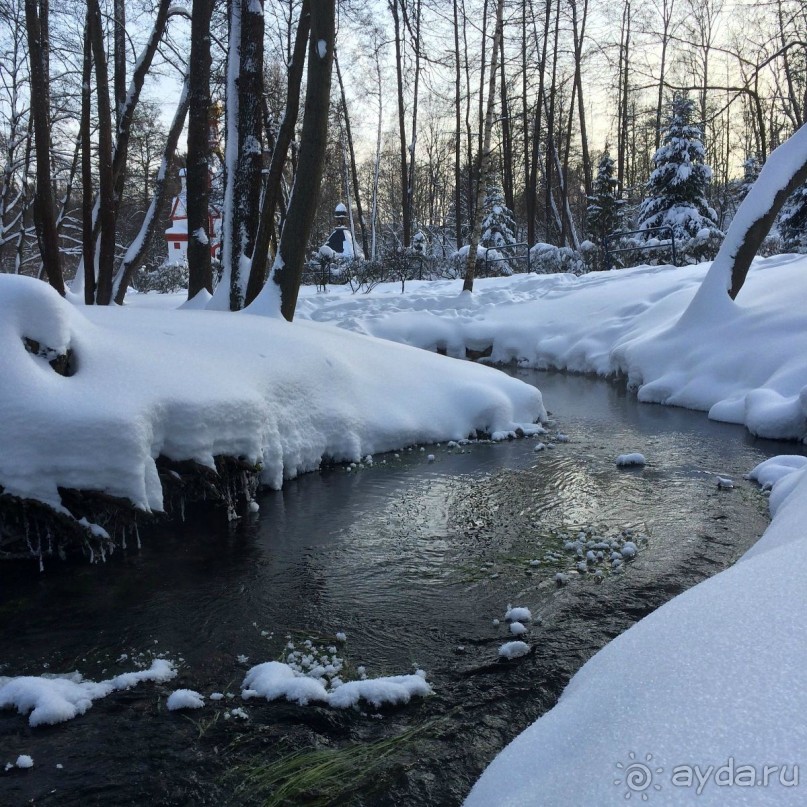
[
  {"xmin": 483, "ymin": 242, "xmax": 531, "ymax": 275},
  {"xmin": 603, "ymin": 227, "xmax": 677, "ymax": 270}
]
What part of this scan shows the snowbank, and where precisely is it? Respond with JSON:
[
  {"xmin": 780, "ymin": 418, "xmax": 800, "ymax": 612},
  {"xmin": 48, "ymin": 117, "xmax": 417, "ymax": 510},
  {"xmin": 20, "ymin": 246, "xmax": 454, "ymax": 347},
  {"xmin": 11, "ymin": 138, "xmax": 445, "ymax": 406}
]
[
  {"xmin": 296, "ymin": 256, "xmax": 807, "ymax": 441},
  {"xmin": 465, "ymin": 459, "xmax": 807, "ymax": 806},
  {"xmin": 0, "ymin": 275, "xmax": 545, "ymax": 522}
]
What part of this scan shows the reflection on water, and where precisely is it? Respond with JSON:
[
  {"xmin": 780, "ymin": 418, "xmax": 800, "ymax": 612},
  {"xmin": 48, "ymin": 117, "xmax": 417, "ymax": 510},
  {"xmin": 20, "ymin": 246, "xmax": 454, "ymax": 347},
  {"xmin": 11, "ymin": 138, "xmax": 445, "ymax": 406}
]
[{"xmin": 1, "ymin": 371, "xmax": 804, "ymax": 805}]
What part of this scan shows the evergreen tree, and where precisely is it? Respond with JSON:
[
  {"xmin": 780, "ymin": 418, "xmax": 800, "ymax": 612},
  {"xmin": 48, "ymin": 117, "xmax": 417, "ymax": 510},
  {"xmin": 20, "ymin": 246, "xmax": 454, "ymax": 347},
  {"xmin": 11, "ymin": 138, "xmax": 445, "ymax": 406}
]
[
  {"xmin": 638, "ymin": 96, "xmax": 722, "ymax": 261},
  {"xmin": 586, "ymin": 151, "xmax": 623, "ymax": 244},
  {"xmin": 480, "ymin": 185, "xmax": 517, "ymax": 250},
  {"xmin": 738, "ymin": 155, "xmax": 761, "ymax": 201},
  {"xmin": 778, "ymin": 180, "xmax": 807, "ymax": 252}
]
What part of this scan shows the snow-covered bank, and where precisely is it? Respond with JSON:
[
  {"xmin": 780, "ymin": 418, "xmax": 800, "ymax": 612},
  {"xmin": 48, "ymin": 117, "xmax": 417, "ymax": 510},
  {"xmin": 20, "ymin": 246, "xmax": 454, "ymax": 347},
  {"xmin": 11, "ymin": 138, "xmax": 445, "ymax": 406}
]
[
  {"xmin": 0, "ymin": 275, "xmax": 545, "ymax": 552},
  {"xmin": 464, "ymin": 458, "xmax": 807, "ymax": 806},
  {"xmin": 295, "ymin": 254, "xmax": 807, "ymax": 441}
]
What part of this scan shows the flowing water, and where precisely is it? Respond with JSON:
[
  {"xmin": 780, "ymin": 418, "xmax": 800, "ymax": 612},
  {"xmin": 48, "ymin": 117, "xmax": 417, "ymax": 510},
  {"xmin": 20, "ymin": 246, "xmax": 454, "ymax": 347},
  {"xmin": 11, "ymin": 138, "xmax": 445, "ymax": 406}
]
[{"xmin": 1, "ymin": 372, "xmax": 804, "ymax": 806}]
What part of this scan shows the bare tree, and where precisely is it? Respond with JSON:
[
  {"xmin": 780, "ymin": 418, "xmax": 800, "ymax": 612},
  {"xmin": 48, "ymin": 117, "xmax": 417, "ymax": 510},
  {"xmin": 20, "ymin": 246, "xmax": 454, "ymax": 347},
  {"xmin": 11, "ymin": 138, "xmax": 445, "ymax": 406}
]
[
  {"xmin": 255, "ymin": 0, "xmax": 335, "ymax": 320},
  {"xmin": 463, "ymin": 0, "xmax": 504, "ymax": 292}
]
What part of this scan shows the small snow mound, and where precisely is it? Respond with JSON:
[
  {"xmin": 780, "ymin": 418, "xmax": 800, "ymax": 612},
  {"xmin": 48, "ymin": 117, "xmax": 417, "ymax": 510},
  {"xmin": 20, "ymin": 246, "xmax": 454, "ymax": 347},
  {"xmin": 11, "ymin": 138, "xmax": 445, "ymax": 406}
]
[
  {"xmin": 242, "ymin": 661, "xmax": 432, "ymax": 710},
  {"xmin": 504, "ymin": 605, "xmax": 532, "ymax": 622},
  {"xmin": 621, "ymin": 541, "xmax": 638, "ymax": 559},
  {"xmin": 427, "ymin": 454, "xmax": 436, "ymax": 463},
  {"xmin": 335, "ymin": 632, "xmax": 347, "ymax": 642},
  {"xmin": 616, "ymin": 453, "xmax": 646, "ymax": 467},
  {"xmin": 15, "ymin": 755, "xmax": 33, "ymax": 769},
  {"xmin": 498, "ymin": 641, "xmax": 530, "ymax": 660},
  {"xmin": 327, "ymin": 674, "xmax": 433, "ymax": 709},
  {"xmin": 166, "ymin": 689, "xmax": 205, "ymax": 711},
  {"xmin": 509, "ymin": 621, "xmax": 528, "ymax": 636},
  {"xmin": 717, "ymin": 476, "xmax": 734, "ymax": 489}
]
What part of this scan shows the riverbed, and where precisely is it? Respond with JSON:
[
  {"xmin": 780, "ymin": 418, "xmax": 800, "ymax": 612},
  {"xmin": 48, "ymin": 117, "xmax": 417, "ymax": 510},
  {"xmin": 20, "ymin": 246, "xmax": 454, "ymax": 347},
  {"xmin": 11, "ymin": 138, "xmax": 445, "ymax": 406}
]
[{"xmin": 1, "ymin": 372, "xmax": 802, "ymax": 806}]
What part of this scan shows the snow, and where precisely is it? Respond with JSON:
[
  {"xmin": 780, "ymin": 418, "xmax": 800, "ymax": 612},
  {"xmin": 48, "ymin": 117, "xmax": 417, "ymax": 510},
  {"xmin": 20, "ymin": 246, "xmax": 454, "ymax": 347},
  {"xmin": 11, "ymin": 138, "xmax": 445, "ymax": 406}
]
[
  {"xmin": 166, "ymin": 689, "xmax": 205, "ymax": 711},
  {"xmin": 241, "ymin": 661, "xmax": 432, "ymax": 709},
  {"xmin": 747, "ymin": 454, "xmax": 807, "ymax": 490},
  {"xmin": 497, "ymin": 641, "xmax": 529, "ymax": 660},
  {"xmin": 14, "ymin": 755, "xmax": 33, "ymax": 769},
  {"xmin": 0, "ymin": 275, "xmax": 544, "ymax": 519},
  {"xmin": 465, "ymin": 460, "xmax": 807, "ymax": 806},
  {"xmin": 317, "ymin": 39, "xmax": 327, "ymax": 59},
  {"xmin": 616, "ymin": 452, "xmax": 646, "ymax": 466},
  {"xmin": 504, "ymin": 606, "xmax": 532, "ymax": 623},
  {"xmin": 295, "ymin": 254, "xmax": 807, "ymax": 442},
  {"xmin": 0, "ymin": 660, "xmax": 176, "ymax": 727}
]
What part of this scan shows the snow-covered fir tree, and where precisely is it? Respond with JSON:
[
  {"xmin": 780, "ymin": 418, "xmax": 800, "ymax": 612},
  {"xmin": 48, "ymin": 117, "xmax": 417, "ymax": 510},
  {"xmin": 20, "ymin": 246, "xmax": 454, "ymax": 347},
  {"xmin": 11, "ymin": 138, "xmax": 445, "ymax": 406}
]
[
  {"xmin": 737, "ymin": 155, "xmax": 761, "ymax": 201},
  {"xmin": 586, "ymin": 151, "xmax": 624, "ymax": 244},
  {"xmin": 480, "ymin": 186, "xmax": 517, "ymax": 251},
  {"xmin": 777, "ymin": 180, "xmax": 807, "ymax": 252},
  {"xmin": 638, "ymin": 96, "xmax": 722, "ymax": 262}
]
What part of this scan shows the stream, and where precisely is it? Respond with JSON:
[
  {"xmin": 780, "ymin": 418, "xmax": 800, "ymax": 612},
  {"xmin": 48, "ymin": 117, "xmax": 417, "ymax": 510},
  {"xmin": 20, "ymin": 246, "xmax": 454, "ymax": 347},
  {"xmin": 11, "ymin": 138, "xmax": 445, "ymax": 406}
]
[{"xmin": 1, "ymin": 371, "xmax": 804, "ymax": 806}]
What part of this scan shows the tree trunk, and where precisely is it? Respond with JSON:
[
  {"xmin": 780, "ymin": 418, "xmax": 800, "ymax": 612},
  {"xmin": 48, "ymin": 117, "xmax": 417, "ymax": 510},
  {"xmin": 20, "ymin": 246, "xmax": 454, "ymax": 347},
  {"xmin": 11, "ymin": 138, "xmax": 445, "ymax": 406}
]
[
  {"xmin": 391, "ymin": 0, "xmax": 411, "ymax": 247},
  {"xmin": 88, "ymin": 0, "xmax": 116, "ymax": 305},
  {"xmin": 231, "ymin": 0, "xmax": 265, "ymax": 306},
  {"xmin": 81, "ymin": 15, "xmax": 95, "ymax": 304},
  {"xmin": 24, "ymin": 0, "xmax": 65, "ymax": 294},
  {"xmin": 617, "ymin": 0, "xmax": 630, "ymax": 196},
  {"xmin": 407, "ymin": 0, "xmax": 422, "ymax": 247},
  {"xmin": 186, "ymin": 0, "xmax": 214, "ymax": 299},
  {"xmin": 499, "ymin": 29, "xmax": 514, "ymax": 212},
  {"xmin": 246, "ymin": 0, "xmax": 309, "ymax": 305},
  {"xmin": 453, "ymin": 0, "xmax": 463, "ymax": 249},
  {"xmin": 463, "ymin": 0, "xmax": 504, "ymax": 292},
  {"xmin": 256, "ymin": 0, "xmax": 335, "ymax": 320},
  {"xmin": 114, "ymin": 0, "xmax": 126, "ymax": 127},
  {"xmin": 570, "ymin": 0, "xmax": 591, "ymax": 197},
  {"xmin": 211, "ymin": 0, "xmax": 264, "ymax": 310},
  {"xmin": 726, "ymin": 129, "xmax": 807, "ymax": 298},
  {"xmin": 113, "ymin": 81, "xmax": 190, "ymax": 303},
  {"xmin": 335, "ymin": 51, "xmax": 369, "ymax": 259}
]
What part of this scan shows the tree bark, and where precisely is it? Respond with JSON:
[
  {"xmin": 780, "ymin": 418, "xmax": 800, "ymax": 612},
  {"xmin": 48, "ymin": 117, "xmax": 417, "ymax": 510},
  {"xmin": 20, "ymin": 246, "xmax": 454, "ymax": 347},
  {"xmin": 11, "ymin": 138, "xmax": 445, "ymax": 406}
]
[
  {"xmin": 88, "ymin": 0, "xmax": 116, "ymax": 305},
  {"xmin": 113, "ymin": 81, "xmax": 190, "ymax": 303},
  {"xmin": 727, "ymin": 131, "xmax": 807, "ymax": 299},
  {"xmin": 114, "ymin": 0, "xmax": 126, "ymax": 127},
  {"xmin": 499, "ymin": 29, "xmax": 514, "ymax": 212},
  {"xmin": 335, "ymin": 51, "xmax": 369, "ymax": 259},
  {"xmin": 453, "ymin": 0, "xmax": 462, "ymax": 248},
  {"xmin": 463, "ymin": 0, "xmax": 504, "ymax": 292},
  {"xmin": 259, "ymin": 0, "xmax": 335, "ymax": 321},
  {"xmin": 391, "ymin": 0, "xmax": 411, "ymax": 247},
  {"xmin": 24, "ymin": 0, "xmax": 65, "ymax": 294},
  {"xmin": 246, "ymin": 0, "xmax": 309, "ymax": 305},
  {"xmin": 186, "ymin": 0, "xmax": 214, "ymax": 299},
  {"xmin": 81, "ymin": 15, "xmax": 95, "ymax": 304}
]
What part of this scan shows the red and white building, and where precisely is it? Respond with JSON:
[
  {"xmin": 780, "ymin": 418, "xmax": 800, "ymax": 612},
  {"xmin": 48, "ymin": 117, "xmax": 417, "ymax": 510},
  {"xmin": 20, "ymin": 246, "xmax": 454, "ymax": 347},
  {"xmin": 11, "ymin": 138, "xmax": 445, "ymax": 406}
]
[{"xmin": 164, "ymin": 169, "xmax": 222, "ymax": 264}]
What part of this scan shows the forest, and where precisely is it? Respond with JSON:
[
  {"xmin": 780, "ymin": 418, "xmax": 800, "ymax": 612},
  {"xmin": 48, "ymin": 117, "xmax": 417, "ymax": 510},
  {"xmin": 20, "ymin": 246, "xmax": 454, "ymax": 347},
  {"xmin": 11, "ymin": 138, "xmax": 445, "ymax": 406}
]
[{"xmin": 3, "ymin": 0, "xmax": 807, "ymax": 317}]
